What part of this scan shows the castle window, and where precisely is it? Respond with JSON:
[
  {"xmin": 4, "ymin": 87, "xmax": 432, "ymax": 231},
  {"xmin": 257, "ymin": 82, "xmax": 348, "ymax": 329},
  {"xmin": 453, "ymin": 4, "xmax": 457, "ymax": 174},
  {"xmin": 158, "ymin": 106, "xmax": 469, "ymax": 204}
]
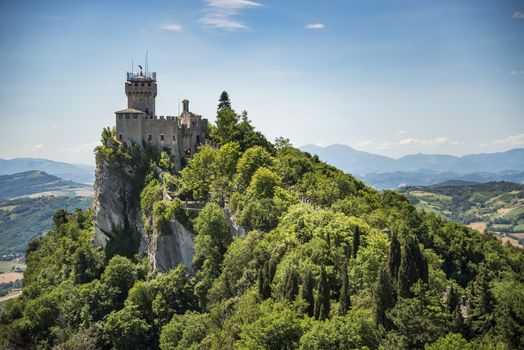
[
  {"xmin": 119, "ymin": 134, "xmax": 123, "ymax": 140},
  {"xmin": 148, "ymin": 134, "xmax": 152, "ymax": 141},
  {"xmin": 141, "ymin": 82, "xmax": 144, "ymax": 86},
  {"xmin": 196, "ymin": 135, "xmax": 200, "ymax": 143},
  {"xmin": 173, "ymin": 135, "xmax": 176, "ymax": 141},
  {"xmin": 125, "ymin": 114, "xmax": 130, "ymax": 119},
  {"xmin": 148, "ymin": 83, "xmax": 151, "ymax": 87},
  {"xmin": 135, "ymin": 83, "xmax": 138, "ymax": 86},
  {"xmin": 160, "ymin": 134, "xmax": 164, "ymax": 141}
]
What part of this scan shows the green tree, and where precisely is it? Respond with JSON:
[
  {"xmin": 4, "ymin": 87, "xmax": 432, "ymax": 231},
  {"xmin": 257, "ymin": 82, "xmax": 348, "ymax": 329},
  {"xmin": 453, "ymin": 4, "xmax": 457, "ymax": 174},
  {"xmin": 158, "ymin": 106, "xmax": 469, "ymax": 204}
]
[
  {"xmin": 374, "ymin": 263, "xmax": 396, "ymax": 329},
  {"xmin": 246, "ymin": 167, "xmax": 281, "ymax": 200},
  {"xmin": 152, "ymin": 265, "xmax": 198, "ymax": 325},
  {"xmin": 314, "ymin": 266, "xmax": 330, "ymax": 320},
  {"xmin": 234, "ymin": 146, "xmax": 274, "ymax": 191},
  {"xmin": 103, "ymin": 305, "xmax": 151, "ymax": 350},
  {"xmin": 425, "ymin": 333, "xmax": 472, "ymax": 350},
  {"xmin": 301, "ymin": 270, "xmax": 315, "ymax": 317},
  {"xmin": 180, "ymin": 145, "xmax": 217, "ymax": 201},
  {"xmin": 218, "ymin": 90, "xmax": 231, "ymax": 110},
  {"xmin": 339, "ymin": 259, "xmax": 350, "ymax": 315},
  {"xmin": 352, "ymin": 225, "xmax": 360, "ymax": 259},
  {"xmin": 101, "ymin": 255, "xmax": 138, "ymax": 309},
  {"xmin": 398, "ymin": 235, "xmax": 428, "ymax": 298},
  {"xmin": 160, "ymin": 311, "xmax": 212, "ymax": 350}
]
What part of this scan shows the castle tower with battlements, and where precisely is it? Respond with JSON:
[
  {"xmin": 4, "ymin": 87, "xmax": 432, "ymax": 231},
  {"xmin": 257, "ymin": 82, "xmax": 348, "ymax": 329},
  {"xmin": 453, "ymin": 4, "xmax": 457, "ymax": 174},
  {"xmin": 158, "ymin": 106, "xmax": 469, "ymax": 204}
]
[{"xmin": 115, "ymin": 69, "xmax": 209, "ymax": 169}]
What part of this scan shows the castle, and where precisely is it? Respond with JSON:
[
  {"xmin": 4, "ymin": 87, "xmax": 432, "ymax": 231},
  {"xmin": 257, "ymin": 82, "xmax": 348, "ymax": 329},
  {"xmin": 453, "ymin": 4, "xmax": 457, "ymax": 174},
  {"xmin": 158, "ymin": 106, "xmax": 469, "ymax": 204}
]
[{"xmin": 115, "ymin": 69, "xmax": 209, "ymax": 168}]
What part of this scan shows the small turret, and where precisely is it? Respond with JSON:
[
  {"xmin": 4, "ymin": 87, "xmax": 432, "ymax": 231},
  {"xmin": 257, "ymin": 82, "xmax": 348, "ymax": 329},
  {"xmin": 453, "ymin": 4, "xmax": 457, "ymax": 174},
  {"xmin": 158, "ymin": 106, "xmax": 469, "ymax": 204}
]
[{"xmin": 182, "ymin": 99, "xmax": 189, "ymax": 113}]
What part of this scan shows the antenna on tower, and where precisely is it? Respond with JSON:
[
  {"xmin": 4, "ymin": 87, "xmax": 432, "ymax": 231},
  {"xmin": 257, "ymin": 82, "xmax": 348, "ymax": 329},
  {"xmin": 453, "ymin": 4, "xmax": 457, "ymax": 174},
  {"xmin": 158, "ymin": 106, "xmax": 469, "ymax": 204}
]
[
  {"xmin": 131, "ymin": 59, "xmax": 134, "ymax": 74},
  {"xmin": 145, "ymin": 50, "xmax": 149, "ymax": 75}
]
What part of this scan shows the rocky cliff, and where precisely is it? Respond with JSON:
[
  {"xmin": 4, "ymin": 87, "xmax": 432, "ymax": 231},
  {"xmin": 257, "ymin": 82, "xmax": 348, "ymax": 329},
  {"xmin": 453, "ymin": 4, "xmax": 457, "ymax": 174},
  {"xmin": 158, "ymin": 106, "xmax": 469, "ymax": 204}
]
[{"xmin": 93, "ymin": 151, "xmax": 195, "ymax": 272}]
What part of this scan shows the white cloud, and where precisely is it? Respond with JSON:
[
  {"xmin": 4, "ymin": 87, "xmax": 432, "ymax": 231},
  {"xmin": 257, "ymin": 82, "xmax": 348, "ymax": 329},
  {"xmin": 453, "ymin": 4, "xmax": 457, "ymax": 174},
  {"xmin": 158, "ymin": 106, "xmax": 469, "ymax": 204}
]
[
  {"xmin": 397, "ymin": 130, "xmax": 408, "ymax": 135},
  {"xmin": 199, "ymin": 17, "xmax": 247, "ymax": 30},
  {"xmin": 160, "ymin": 23, "xmax": 183, "ymax": 32},
  {"xmin": 511, "ymin": 11, "xmax": 524, "ymax": 19},
  {"xmin": 200, "ymin": 0, "xmax": 263, "ymax": 31},
  {"xmin": 493, "ymin": 133, "xmax": 524, "ymax": 146},
  {"xmin": 305, "ymin": 23, "xmax": 325, "ymax": 30},
  {"xmin": 206, "ymin": 0, "xmax": 262, "ymax": 9},
  {"xmin": 511, "ymin": 70, "xmax": 524, "ymax": 75},
  {"xmin": 355, "ymin": 136, "xmax": 463, "ymax": 150}
]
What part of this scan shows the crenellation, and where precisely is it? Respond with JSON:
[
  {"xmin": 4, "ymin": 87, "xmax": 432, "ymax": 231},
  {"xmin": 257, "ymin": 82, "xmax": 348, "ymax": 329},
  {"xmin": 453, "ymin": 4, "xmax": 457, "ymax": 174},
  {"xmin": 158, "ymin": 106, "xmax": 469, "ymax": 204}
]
[{"xmin": 115, "ymin": 70, "xmax": 209, "ymax": 170}]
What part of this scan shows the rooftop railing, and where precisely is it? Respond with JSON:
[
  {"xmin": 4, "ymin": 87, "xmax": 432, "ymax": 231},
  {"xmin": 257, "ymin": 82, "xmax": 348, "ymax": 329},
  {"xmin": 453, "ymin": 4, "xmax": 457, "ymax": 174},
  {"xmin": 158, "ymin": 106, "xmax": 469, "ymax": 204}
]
[{"xmin": 127, "ymin": 71, "xmax": 157, "ymax": 81}]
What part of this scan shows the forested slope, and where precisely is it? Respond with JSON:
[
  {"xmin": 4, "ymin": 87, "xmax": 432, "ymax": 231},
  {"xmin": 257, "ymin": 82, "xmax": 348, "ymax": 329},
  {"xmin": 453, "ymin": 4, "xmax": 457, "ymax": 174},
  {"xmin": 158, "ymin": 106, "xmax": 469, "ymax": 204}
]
[{"xmin": 1, "ymin": 93, "xmax": 523, "ymax": 350}]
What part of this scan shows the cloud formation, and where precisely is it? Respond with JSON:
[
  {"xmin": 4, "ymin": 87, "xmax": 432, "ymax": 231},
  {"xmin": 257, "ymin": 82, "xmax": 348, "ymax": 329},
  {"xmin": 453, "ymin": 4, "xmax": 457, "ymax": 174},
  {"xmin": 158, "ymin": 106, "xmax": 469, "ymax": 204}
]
[
  {"xmin": 200, "ymin": 0, "xmax": 263, "ymax": 31},
  {"xmin": 511, "ymin": 11, "xmax": 524, "ymax": 19},
  {"xmin": 305, "ymin": 23, "xmax": 325, "ymax": 30},
  {"xmin": 160, "ymin": 23, "xmax": 183, "ymax": 32},
  {"xmin": 493, "ymin": 133, "xmax": 524, "ymax": 146},
  {"xmin": 354, "ymin": 137, "xmax": 463, "ymax": 150},
  {"xmin": 511, "ymin": 70, "xmax": 524, "ymax": 75}
]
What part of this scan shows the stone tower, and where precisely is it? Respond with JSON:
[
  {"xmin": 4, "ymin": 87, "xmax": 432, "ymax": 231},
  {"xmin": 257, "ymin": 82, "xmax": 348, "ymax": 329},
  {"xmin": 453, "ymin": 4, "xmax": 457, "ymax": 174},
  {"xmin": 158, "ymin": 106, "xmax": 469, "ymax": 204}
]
[{"xmin": 125, "ymin": 70, "xmax": 157, "ymax": 117}]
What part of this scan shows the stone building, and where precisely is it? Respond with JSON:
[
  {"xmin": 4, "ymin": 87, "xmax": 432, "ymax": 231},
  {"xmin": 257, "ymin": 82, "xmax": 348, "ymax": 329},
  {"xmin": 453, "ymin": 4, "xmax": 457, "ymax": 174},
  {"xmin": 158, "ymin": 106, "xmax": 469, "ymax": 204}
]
[{"xmin": 115, "ymin": 70, "xmax": 209, "ymax": 168}]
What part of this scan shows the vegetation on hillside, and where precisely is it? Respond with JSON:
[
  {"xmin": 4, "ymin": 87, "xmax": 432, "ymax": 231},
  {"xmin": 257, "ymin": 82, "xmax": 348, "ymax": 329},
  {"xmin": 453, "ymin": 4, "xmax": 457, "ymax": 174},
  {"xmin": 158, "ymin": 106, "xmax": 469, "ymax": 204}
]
[
  {"xmin": 1, "ymin": 92, "xmax": 523, "ymax": 349},
  {"xmin": 0, "ymin": 196, "xmax": 92, "ymax": 255},
  {"xmin": 400, "ymin": 181, "xmax": 524, "ymax": 246}
]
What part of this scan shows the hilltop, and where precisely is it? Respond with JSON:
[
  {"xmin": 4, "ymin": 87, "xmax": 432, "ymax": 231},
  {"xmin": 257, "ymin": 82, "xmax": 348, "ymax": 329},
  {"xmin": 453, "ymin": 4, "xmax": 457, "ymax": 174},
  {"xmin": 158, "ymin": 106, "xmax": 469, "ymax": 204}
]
[
  {"xmin": 1, "ymin": 93, "xmax": 522, "ymax": 350},
  {"xmin": 0, "ymin": 158, "xmax": 95, "ymax": 184}
]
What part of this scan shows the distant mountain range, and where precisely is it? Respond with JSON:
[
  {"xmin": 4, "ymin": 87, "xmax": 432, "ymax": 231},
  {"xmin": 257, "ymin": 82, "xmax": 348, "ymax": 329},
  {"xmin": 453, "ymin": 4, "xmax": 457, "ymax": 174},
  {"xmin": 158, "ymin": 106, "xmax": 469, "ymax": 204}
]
[
  {"xmin": 0, "ymin": 158, "xmax": 95, "ymax": 184},
  {"xmin": 300, "ymin": 145, "xmax": 524, "ymax": 188},
  {"xmin": 0, "ymin": 171, "xmax": 93, "ymax": 201}
]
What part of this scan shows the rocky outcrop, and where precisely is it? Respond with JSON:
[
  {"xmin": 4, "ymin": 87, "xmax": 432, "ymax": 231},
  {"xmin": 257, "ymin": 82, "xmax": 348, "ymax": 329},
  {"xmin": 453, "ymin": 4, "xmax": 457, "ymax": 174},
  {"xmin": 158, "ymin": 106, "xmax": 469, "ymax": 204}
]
[
  {"xmin": 148, "ymin": 220, "xmax": 195, "ymax": 273},
  {"xmin": 93, "ymin": 156, "xmax": 196, "ymax": 272},
  {"xmin": 93, "ymin": 159, "xmax": 146, "ymax": 252}
]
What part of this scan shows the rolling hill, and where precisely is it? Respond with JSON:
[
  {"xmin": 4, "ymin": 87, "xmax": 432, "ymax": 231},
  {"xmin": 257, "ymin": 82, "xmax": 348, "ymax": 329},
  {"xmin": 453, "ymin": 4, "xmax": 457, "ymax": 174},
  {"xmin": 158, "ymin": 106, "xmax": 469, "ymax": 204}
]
[
  {"xmin": 0, "ymin": 171, "xmax": 93, "ymax": 255},
  {"xmin": 399, "ymin": 181, "xmax": 524, "ymax": 247},
  {"xmin": 0, "ymin": 158, "xmax": 95, "ymax": 184}
]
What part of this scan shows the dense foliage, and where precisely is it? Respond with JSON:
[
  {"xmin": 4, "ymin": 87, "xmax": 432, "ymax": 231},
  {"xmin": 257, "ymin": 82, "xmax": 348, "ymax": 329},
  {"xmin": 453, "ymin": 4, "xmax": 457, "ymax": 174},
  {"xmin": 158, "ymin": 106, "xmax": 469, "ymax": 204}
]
[
  {"xmin": 0, "ymin": 196, "xmax": 92, "ymax": 255},
  {"xmin": 1, "ymin": 93, "xmax": 523, "ymax": 349}
]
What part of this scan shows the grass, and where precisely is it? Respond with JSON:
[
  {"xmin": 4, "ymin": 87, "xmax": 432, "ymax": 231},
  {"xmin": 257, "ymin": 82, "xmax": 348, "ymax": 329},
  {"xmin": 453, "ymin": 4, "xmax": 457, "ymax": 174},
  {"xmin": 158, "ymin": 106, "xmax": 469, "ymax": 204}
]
[
  {"xmin": 0, "ymin": 260, "xmax": 26, "ymax": 274},
  {"xmin": 504, "ymin": 206, "xmax": 524, "ymax": 220}
]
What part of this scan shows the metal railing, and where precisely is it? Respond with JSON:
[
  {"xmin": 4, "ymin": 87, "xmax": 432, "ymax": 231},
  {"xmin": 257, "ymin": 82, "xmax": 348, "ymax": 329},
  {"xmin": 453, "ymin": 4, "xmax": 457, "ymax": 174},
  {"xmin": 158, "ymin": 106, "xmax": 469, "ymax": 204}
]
[{"xmin": 127, "ymin": 71, "xmax": 157, "ymax": 81}]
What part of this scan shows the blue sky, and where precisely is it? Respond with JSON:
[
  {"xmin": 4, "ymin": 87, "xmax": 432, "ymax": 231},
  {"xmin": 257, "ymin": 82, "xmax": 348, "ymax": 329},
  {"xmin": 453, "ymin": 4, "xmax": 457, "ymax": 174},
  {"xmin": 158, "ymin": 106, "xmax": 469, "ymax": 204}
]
[{"xmin": 0, "ymin": 0, "xmax": 523, "ymax": 165}]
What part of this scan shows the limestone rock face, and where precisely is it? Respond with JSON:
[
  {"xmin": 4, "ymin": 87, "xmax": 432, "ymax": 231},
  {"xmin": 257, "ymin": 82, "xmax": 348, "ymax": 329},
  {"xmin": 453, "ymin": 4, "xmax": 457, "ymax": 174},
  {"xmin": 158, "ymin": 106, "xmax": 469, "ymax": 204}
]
[
  {"xmin": 93, "ymin": 158, "xmax": 195, "ymax": 272},
  {"xmin": 148, "ymin": 220, "xmax": 195, "ymax": 273},
  {"xmin": 93, "ymin": 159, "xmax": 145, "ymax": 251}
]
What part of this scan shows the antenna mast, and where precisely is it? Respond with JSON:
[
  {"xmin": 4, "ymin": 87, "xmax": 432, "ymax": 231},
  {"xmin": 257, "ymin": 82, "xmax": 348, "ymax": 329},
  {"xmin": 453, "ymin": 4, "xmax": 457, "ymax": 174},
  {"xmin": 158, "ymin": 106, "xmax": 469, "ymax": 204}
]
[
  {"xmin": 131, "ymin": 59, "xmax": 134, "ymax": 74},
  {"xmin": 145, "ymin": 50, "xmax": 149, "ymax": 75}
]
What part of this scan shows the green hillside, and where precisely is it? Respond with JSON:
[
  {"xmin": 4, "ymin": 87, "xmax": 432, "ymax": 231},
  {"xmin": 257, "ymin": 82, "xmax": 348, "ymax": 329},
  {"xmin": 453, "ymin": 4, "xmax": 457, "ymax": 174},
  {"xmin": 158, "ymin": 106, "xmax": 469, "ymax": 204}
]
[
  {"xmin": 400, "ymin": 181, "xmax": 524, "ymax": 247},
  {"xmin": 0, "ymin": 196, "xmax": 93, "ymax": 255},
  {"xmin": 1, "ymin": 94, "xmax": 523, "ymax": 350},
  {"xmin": 0, "ymin": 171, "xmax": 92, "ymax": 201}
]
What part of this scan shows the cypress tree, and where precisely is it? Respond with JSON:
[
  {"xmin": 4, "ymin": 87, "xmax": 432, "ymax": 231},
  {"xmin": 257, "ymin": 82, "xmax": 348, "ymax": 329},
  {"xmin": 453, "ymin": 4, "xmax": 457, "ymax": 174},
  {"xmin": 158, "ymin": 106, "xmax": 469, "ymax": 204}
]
[
  {"xmin": 352, "ymin": 225, "xmax": 360, "ymax": 259},
  {"xmin": 258, "ymin": 261, "xmax": 272, "ymax": 300},
  {"xmin": 374, "ymin": 263, "xmax": 396, "ymax": 329},
  {"xmin": 283, "ymin": 270, "xmax": 299, "ymax": 301},
  {"xmin": 397, "ymin": 235, "xmax": 428, "ymax": 298},
  {"xmin": 445, "ymin": 285, "xmax": 459, "ymax": 314},
  {"xmin": 338, "ymin": 259, "xmax": 350, "ymax": 315},
  {"xmin": 388, "ymin": 231, "xmax": 401, "ymax": 281},
  {"xmin": 301, "ymin": 270, "xmax": 314, "ymax": 317},
  {"xmin": 470, "ymin": 267, "xmax": 494, "ymax": 335},
  {"xmin": 314, "ymin": 266, "xmax": 330, "ymax": 320}
]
